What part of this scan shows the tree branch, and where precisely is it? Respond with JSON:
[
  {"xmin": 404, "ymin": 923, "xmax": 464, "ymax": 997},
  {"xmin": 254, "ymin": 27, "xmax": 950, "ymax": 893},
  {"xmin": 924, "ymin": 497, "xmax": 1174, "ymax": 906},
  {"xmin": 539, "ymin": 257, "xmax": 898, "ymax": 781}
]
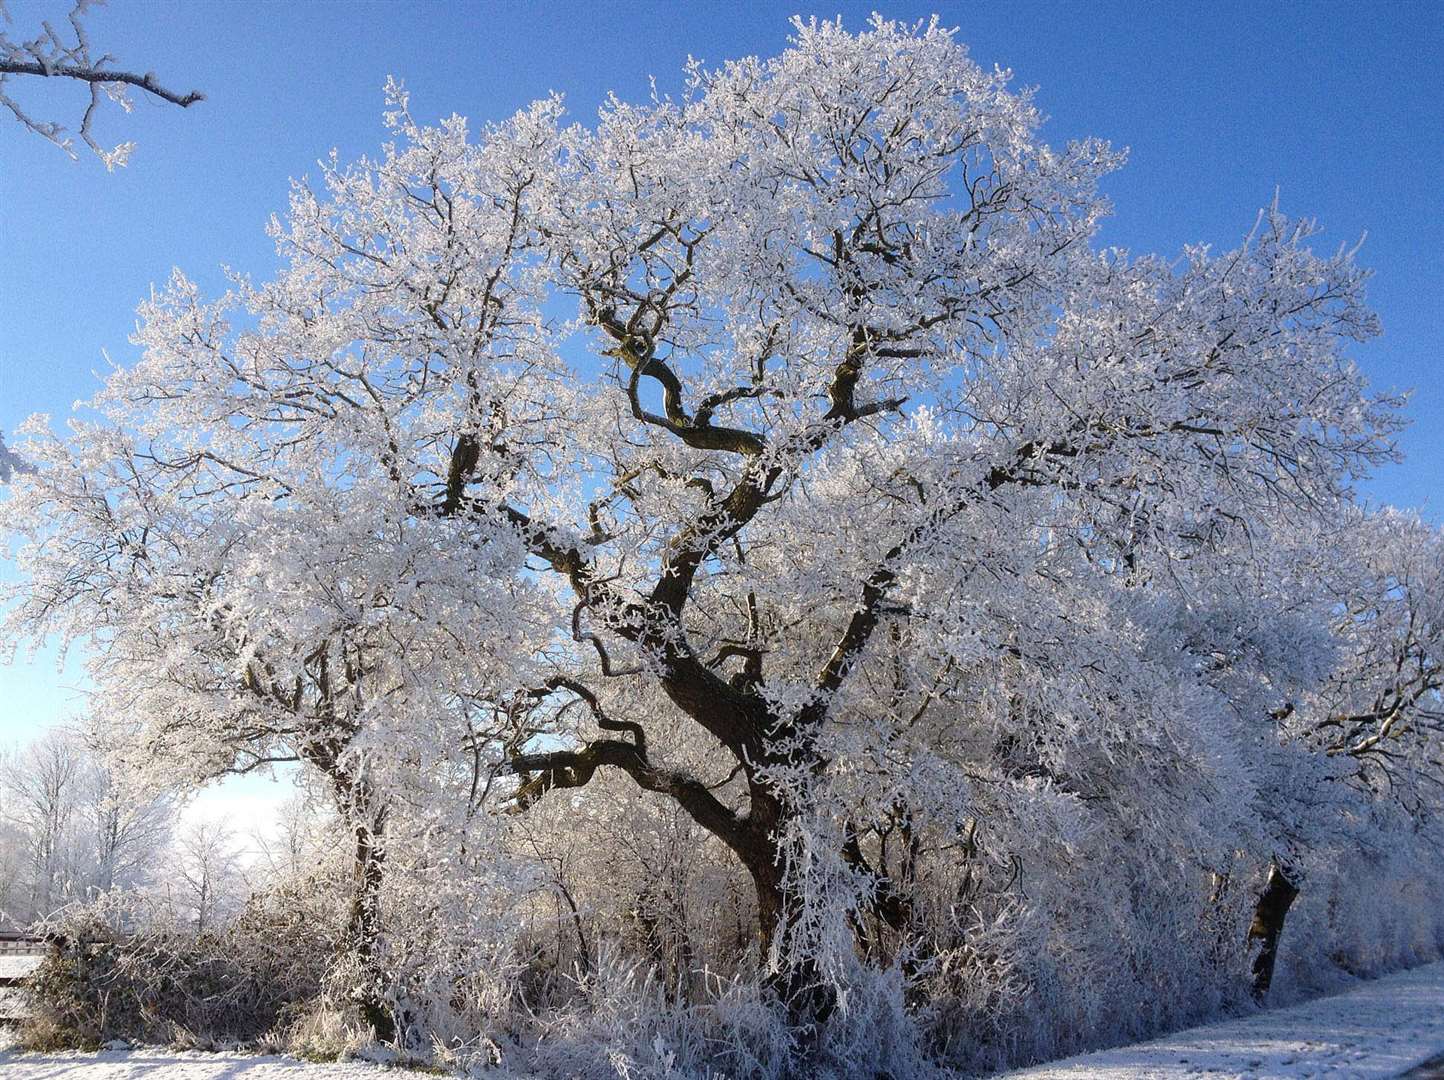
[
  {"xmin": 508, "ymin": 738, "xmax": 746, "ymax": 854},
  {"xmin": 0, "ymin": 60, "xmax": 204, "ymax": 108}
]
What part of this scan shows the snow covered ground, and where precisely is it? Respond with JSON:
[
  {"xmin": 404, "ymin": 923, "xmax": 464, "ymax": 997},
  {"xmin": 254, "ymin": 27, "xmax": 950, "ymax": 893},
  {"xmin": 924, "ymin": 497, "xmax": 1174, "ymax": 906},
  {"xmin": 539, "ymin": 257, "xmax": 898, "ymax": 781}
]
[
  {"xmin": 0, "ymin": 954, "xmax": 41, "ymax": 1021},
  {"xmin": 1, "ymin": 961, "xmax": 1440, "ymax": 1079},
  {"xmin": 1001, "ymin": 960, "xmax": 1444, "ymax": 1079},
  {"xmin": 0, "ymin": 1044, "xmax": 430, "ymax": 1078},
  {"xmin": 0, "ymin": 955, "xmax": 43, "ymax": 980}
]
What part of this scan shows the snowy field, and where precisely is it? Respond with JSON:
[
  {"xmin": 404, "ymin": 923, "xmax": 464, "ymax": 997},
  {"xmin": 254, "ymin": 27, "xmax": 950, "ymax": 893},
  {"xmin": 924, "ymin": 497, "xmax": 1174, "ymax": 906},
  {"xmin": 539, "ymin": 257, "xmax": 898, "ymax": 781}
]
[
  {"xmin": 1, "ymin": 961, "xmax": 1440, "ymax": 1080},
  {"xmin": 1000, "ymin": 960, "xmax": 1444, "ymax": 1079},
  {"xmin": 0, "ymin": 955, "xmax": 41, "ymax": 1022},
  {"xmin": 0, "ymin": 955, "xmax": 42, "ymax": 980}
]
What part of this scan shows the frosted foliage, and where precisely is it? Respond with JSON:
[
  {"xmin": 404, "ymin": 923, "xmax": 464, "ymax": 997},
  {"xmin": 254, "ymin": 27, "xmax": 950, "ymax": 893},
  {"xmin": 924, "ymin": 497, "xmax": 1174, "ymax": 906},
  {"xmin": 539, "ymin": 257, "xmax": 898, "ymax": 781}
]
[
  {"xmin": 2, "ymin": 16, "xmax": 1441, "ymax": 1077},
  {"xmin": 0, "ymin": 430, "xmax": 27, "ymax": 482},
  {"xmin": 0, "ymin": 730, "xmax": 173, "ymax": 925}
]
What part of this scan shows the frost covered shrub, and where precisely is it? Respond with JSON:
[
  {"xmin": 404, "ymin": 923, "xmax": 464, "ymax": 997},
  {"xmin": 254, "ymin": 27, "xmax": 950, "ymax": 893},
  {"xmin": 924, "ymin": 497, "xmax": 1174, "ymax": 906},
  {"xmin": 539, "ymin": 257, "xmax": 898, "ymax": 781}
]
[
  {"xmin": 514, "ymin": 945, "xmax": 796, "ymax": 1080},
  {"xmin": 372, "ymin": 857, "xmax": 525, "ymax": 1058},
  {"xmin": 260, "ymin": 1002, "xmax": 374, "ymax": 1063},
  {"xmin": 511, "ymin": 777, "xmax": 762, "ymax": 992},
  {"xmin": 18, "ymin": 945, "xmax": 108, "ymax": 1052},
  {"xmin": 21, "ymin": 879, "xmax": 346, "ymax": 1050},
  {"xmin": 1270, "ymin": 825, "xmax": 1444, "ymax": 1002},
  {"xmin": 23, "ymin": 924, "xmax": 273, "ymax": 1049},
  {"xmin": 854, "ymin": 811, "xmax": 1258, "ymax": 1074},
  {"xmin": 497, "ymin": 947, "xmax": 962, "ymax": 1080}
]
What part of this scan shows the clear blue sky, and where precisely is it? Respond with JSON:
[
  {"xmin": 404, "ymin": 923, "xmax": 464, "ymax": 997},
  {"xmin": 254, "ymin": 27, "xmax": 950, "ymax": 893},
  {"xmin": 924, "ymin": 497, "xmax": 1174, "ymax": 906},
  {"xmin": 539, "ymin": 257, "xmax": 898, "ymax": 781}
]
[{"xmin": 2, "ymin": 0, "xmax": 1441, "ymax": 749}]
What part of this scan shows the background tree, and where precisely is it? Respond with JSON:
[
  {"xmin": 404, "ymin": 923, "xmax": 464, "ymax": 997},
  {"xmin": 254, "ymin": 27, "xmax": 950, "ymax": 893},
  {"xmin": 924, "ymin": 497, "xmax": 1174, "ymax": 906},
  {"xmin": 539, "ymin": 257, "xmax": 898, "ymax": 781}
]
[
  {"xmin": 0, "ymin": 731, "xmax": 79, "ymax": 918},
  {"xmin": 0, "ymin": 729, "xmax": 172, "ymax": 922},
  {"xmin": 1243, "ymin": 511, "xmax": 1444, "ymax": 998},
  {"xmin": 171, "ymin": 815, "xmax": 243, "ymax": 934}
]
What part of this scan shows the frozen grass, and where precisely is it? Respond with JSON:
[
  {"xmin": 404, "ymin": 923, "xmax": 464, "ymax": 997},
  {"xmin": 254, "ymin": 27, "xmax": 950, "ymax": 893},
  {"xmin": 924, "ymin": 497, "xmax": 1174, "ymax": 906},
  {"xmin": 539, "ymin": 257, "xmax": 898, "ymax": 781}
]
[{"xmin": 2, "ymin": 961, "xmax": 1441, "ymax": 1079}]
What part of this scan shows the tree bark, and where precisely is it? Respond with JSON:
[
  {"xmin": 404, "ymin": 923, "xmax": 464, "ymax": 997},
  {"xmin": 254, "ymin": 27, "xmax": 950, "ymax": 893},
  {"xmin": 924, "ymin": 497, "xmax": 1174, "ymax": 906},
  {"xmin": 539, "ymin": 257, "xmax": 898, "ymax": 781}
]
[
  {"xmin": 730, "ymin": 786, "xmax": 841, "ymax": 1028},
  {"xmin": 1247, "ymin": 860, "xmax": 1299, "ymax": 1000},
  {"xmin": 747, "ymin": 854, "xmax": 835, "ymax": 1025},
  {"xmin": 346, "ymin": 811, "xmax": 394, "ymax": 1041},
  {"xmin": 321, "ymin": 761, "xmax": 395, "ymax": 1044}
]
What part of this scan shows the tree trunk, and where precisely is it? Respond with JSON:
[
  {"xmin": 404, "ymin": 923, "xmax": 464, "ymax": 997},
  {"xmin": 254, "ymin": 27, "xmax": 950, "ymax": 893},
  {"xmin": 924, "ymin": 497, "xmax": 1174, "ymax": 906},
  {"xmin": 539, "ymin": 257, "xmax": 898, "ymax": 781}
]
[
  {"xmin": 1247, "ymin": 860, "xmax": 1299, "ymax": 1000},
  {"xmin": 346, "ymin": 812, "xmax": 393, "ymax": 1041},
  {"xmin": 326, "ymin": 763, "xmax": 395, "ymax": 1044},
  {"xmin": 744, "ymin": 828, "xmax": 836, "ymax": 1028},
  {"xmin": 311, "ymin": 746, "xmax": 395, "ymax": 1043}
]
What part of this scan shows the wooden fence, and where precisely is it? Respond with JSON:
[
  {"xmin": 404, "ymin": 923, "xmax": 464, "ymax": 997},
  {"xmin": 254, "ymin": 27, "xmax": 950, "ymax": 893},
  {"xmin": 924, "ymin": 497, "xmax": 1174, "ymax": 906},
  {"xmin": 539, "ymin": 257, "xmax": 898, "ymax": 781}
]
[
  {"xmin": 0, "ymin": 932, "xmax": 47, "ymax": 956},
  {"xmin": 0, "ymin": 933, "xmax": 46, "ymax": 1023}
]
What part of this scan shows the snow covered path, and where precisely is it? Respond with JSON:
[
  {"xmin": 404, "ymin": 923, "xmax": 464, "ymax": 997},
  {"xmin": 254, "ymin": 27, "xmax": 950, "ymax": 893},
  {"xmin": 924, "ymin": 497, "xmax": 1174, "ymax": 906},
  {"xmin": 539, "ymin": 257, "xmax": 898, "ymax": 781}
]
[
  {"xmin": 1002, "ymin": 960, "xmax": 1444, "ymax": 1079},
  {"xmin": 0, "ymin": 955, "xmax": 41, "ymax": 1022}
]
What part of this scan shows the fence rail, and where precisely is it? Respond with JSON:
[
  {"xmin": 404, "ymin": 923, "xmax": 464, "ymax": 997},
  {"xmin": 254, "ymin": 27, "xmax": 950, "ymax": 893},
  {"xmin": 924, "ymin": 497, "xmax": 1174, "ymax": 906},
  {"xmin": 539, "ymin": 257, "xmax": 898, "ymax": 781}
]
[{"xmin": 0, "ymin": 933, "xmax": 46, "ymax": 958}]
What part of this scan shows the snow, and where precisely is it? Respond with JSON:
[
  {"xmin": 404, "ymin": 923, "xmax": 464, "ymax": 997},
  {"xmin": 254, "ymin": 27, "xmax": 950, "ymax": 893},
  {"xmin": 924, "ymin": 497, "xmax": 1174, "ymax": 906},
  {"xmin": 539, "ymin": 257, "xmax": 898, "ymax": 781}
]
[
  {"xmin": 1000, "ymin": 960, "xmax": 1444, "ymax": 1079},
  {"xmin": 0, "ymin": 956, "xmax": 40, "ymax": 1021},
  {"xmin": 0, "ymin": 1044, "xmax": 448, "ymax": 1079},
  {"xmin": 0, "ymin": 955, "xmax": 42, "ymax": 980}
]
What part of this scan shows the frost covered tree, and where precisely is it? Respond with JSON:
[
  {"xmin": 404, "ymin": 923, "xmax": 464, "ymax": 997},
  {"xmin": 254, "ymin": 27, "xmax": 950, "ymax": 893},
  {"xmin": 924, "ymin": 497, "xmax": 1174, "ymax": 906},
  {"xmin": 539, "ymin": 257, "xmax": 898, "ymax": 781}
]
[
  {"xmin": 0, "ymin": 730, "xmax": 172, "ymax": 922},
  {"xmin": 0, "ymin": 429, "xmax": 30, "ymax": 482},
  {"xmin": 0, "ymin": 732, "xmax": 80, "ymax": 918},
  {"xmin": 2, "ymin": 15, "xmax": 1436, "ymax": 1052},
  {"xmin": 171, "ymin": 816, "xmax": 244, "ymax": 934},
  {"xmin": 1239, "ymin": 511, "xmax": 1444, "ymax": 998},
  {"xmin": 0, "ymin": 412, "xmax": 502, "ymax": 1035},
  {"xmin": 0, "ymin": 0, "xmax": 203, "ymax": 167}
]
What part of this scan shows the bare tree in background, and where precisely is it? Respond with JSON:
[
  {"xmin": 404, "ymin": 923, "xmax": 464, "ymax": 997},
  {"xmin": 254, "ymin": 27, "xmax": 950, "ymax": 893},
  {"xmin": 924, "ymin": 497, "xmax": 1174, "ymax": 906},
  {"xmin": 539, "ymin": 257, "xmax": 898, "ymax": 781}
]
[
  {"xmin": 173, "ymin": 817, "xmax": 243, "ymax": 934},
  {"xmin": 85, "ymin": 762, "xmax": 174, "ymax": 895},
  {"xmin": 0, "ymin": 731, "xmax": 174, "ymax": 922},
  {"xmin": 0, "ymin": 0, "xmax": 202, "ymax": 168},
  {"xmin": 252, "ymin": 786, "xmax": 334, "ymax": 885},
  {"xmin": 0, "ymin": 732, "xmax": 80, "ymax": 917}
]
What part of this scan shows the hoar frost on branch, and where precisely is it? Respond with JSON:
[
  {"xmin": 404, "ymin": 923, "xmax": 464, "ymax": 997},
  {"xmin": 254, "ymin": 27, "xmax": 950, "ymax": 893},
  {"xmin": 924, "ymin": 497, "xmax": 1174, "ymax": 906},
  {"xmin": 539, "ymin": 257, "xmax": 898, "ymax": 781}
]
[
  {"xmin": 0, "ymin": 0, "xmax": 202, "ymax": 167},
  {"xmin": 3, "ymin": 15, "xmax": 1442, "ymax": 1072},
  {"xmin": 0, "ymin": 429, "xmax": 30, "ymax": 482}
]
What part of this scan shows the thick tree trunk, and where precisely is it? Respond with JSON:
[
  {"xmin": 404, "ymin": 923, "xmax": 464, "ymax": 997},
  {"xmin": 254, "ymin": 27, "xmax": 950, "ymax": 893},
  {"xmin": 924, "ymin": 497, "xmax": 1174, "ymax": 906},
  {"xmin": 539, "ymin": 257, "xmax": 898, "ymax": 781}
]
[
  {"xmin": 347, "ymin": 812, "xmax": 394, "ymax": 1042},
  {"xmin": 1247, "ymin": 860, "xmax": 1299, "ymax": 1000},
  {"xmin": 741, "ymin": 814, "xmax": 837, "ymax": 1028},
  {"xmin": 321, "ymin": 759, "xmax": 395, "ymax": 1044},
  {"xmin": 308, "ymin": 743, "xmax": 395, "ymax": 1042}
]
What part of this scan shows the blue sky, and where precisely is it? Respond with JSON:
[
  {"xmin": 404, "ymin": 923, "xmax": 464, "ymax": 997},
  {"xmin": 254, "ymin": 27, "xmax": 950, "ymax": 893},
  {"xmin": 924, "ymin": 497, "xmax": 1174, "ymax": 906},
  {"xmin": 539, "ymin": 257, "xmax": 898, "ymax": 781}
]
[{"xmin": 2, "ymin": 0, "xmax": 1441, "ymax": 758}]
